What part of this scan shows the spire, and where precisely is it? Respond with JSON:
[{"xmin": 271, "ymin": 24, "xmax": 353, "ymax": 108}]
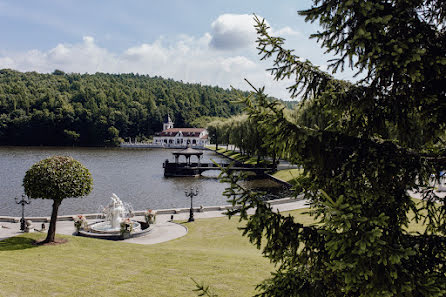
[
  {"xmin": 163, "ymin": 114, "xmax": 174, "ymax": 131},
  {"xmin": 165, "ymin": 113, "xmax": 173, "ymax": 124}
]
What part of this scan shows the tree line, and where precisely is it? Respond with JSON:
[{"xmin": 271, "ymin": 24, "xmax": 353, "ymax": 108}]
[
  {"xmin": 205, "ymin": 104, "xmax": 324, "ymax": 165},
  {"xmin": 0, "ymin": 69, "xmax": 245, "ymax": 146},
  {"xmin": 207, "ymin": 114, "xmax": 277, "ymax": 165}
]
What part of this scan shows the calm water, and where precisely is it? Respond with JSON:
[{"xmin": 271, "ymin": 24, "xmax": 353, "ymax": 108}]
[{"xmin": 0, "ymin": 147, "xmax": 284, "ymax": 217}]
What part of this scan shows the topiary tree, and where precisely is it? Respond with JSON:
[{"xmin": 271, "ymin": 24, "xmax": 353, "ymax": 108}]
[{"xmin": 23, "ymin": 156, "xmax": 93, "ymax": 243}]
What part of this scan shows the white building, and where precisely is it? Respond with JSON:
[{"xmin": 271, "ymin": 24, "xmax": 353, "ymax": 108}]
[{"xmin": 153, "ymin": 115, "xmax": 209, "ymax": 148}]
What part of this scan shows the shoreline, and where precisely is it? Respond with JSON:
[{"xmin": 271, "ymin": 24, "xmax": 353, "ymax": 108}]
[
  {"xmin": 0, "ymin": 197, "xmax": 303, "ymax": 223},
  {"xmin": 0, "ymin": 145, "xmax": 295, "ymax": 220}
]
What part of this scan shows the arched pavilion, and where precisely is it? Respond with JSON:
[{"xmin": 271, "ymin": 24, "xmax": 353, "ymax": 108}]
[{"xmin": 172, "ymin": 145, "xmax": 203, "ymax": 166}]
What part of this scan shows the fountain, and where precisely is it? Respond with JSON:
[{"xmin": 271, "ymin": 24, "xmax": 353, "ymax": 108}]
[
  {"xmin": 77, "ymin": 193, "xmax": 151, "ymax": 240},
  {"xmin": 106, "ymin": 194, "xmax": 125, "ymax": 229}
]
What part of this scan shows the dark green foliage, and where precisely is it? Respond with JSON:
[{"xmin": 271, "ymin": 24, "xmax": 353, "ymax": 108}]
[
  {"xmin": 23, "ymin": 156, "xmax": 92, "ymax": 242},
  {"xmin": 23, "ymin": 155, "xmax": 92, "ymax": 201},
  {"xmin": 189, "ymin": 116, "xmax": 227, "ymax": 129},
  {"xmin": 220, "ymin": 2, "xmax": 445, "ymax": 296},
  {"xmin": 0, "ymin": 70, "xmax": 245, "ymax": 146},
  {"xmin": 208, "ymin": 114, "xmax": 277, "ymax": 164}
]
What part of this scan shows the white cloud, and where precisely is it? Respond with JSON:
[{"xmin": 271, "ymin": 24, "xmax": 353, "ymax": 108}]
[
  {"xmin": 221, "ymin": 56, "xmax": 256, "ymax": 72},
  {"xmin": 0, "ymin": 14, "xmax": 304, "ymax": 100},
  {"xmin": 0, "ymin": 56, "xmax": 14, "ymax": 68},
  {"xmin": 209, "ymin": 14, "xmax": 301, "ymax": 50},
  {"xmin": 210, "ymin": 14, "xmax": 257, "ymax": 50},
  {"xmin": 272, "ymin": 26, "xmax": 300, "ymax": 37}
]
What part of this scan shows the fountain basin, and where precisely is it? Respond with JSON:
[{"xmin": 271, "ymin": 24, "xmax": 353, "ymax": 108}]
[
  {"xmin": 77, "ymin": 220, "xmax": 152, "ymax": 240},
  {"xmin": 89, "ymin": 221, "xmax": 141, "ymax": 234},
  {"xmin": 75, "ymin": 193, "xmax": 154, "ymax": 240}
]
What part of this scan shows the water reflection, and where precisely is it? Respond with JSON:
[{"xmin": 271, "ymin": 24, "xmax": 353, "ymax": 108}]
[{"xmin": 0, "ymin": 147, "xmax": 288, "ymax": 216}]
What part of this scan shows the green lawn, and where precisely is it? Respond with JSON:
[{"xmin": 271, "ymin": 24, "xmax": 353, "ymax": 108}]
[
  {"xmin": 272, "ymin": 169, "xmax": 303, "ymax": 184},
  {"xmin": 0, "ymin": 207, "xmax": 428, "ymax": 297},
  {"xmin": 0, "ymin": 216, "xmax": 274, "ymax": 297},
  {"xmin": 207, "ymin": 146, "xmax": 271, "ymax": 166}
]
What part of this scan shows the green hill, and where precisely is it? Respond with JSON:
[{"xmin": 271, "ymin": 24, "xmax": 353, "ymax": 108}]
[{"xmin": 0, "ymin": 69, "xmax": 245, "ymax": 146}]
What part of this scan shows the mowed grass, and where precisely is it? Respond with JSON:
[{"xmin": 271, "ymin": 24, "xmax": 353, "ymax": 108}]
[
  {"xmin": 0, "ymin": 217, "xmax": 273, "ymax": 297},
  {"xmin": 208, "ymin": 146, "xmax": 271, "ymax": 166},
  {"xmin": 272, "ymin": 169, "xmax": 303, "ymax": 184},
  {"xmin": 0, "ymin": 205, "xmax": 431, "ymax": 297}
]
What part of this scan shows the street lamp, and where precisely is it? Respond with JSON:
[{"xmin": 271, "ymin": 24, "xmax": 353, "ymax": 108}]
[
  {"xmin": 185, "ymin": 187, "xmax": 198, "ymax": 222},
  {"xmin": 15, "ymin": 194, "xmax": 31, "ymax": 231}
]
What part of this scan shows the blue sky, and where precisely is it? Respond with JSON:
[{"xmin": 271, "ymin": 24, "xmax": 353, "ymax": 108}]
[{"xmin": 0, "ymin": 0, "xmax": 352, "ymax": 100}]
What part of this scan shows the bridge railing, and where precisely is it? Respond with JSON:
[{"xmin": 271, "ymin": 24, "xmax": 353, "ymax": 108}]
[{"xmin": 163, "ymin": 160, "xmax": 276, "ymax": 170}]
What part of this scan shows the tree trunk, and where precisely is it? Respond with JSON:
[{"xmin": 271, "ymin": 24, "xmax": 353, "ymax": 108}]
[
  {"xmin": 215, "ymin": 131, "xmax": 219, "ymax": 150},
  {"xmin": 272, "ymin": 149, "xmax": 277, "ymax": 168},
  {"xmin": 44, "ymin": 199, "xmax": 61, "ymax": 243}
]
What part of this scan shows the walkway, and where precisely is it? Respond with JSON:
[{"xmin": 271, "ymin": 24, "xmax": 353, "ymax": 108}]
[{"xmin": 0, "ymin": 198, "xmax": 308, "ymax": 245}]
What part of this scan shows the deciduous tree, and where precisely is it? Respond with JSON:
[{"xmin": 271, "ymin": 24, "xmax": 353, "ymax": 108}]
[{"xmin": 23, "ymin": 156, "xmax": 93, "ymax": 243}]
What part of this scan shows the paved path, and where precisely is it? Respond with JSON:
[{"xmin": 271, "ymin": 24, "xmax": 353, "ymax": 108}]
[
  {"xmin": 408, "ymin": 190, "xmax": 445, "ymax": 200},
  {"xmin": 2, "ymin": 190, "xmax": 444, "ymax": 245},
  {"xmin": 0, "ymin": 198, "xmax": 309, "ymax": 245}
]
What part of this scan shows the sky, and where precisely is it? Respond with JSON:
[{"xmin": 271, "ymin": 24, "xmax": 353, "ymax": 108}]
[{"xmin": 0, "ymin": 0, "xmax": 354, "ymax": 100}]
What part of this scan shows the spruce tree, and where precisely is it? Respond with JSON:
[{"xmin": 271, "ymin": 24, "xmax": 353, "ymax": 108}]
[{"xmin": 222, "ymin": 1, "xmax": 446, "ymax": 296}]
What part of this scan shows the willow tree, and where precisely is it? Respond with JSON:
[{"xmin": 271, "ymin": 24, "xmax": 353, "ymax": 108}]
[
  {"xmin": 23, "ymin": 156, "xmax": 93, "ymax": 243},
  {"xmin": 207, "ymin": 120, "xmax": 224, "ymax": 150},
  {"xmin": 221, "ymin": 1, "xmax": 446, "ymax": 296}
]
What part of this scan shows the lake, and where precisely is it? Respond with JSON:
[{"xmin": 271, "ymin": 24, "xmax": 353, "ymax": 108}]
[{"xmin": 0, "ymin": 147, "xmax": 285, "ymax": 217}]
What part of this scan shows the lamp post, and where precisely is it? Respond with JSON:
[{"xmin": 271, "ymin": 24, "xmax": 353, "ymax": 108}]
[
  {"xmin": 15, "ymin": 195, "xmax": 30, "ymax": 231},
  {"xmin": 185, "ymin": 187, "xmax": 198, "ymax": 222}
]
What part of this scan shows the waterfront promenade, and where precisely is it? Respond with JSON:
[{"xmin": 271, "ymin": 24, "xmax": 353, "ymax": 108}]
[
  {"xmin": 0, "ymin": 198, "xmax": 308, "ymax": 244},
  {"xmin": 2, "ymin": 191, "xmax": 442, "ymax": 244}
]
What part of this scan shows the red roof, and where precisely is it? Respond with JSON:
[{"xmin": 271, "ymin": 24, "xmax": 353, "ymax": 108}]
[
  {"xmin": 164, "ymin": 128, "xmax": 205, "ymax": 133},
  {"xmin": 155, "ymin": 128, "xmax": 207, "ymax": 138}
]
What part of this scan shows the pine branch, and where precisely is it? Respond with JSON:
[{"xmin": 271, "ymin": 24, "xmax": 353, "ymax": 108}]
[
  {"xmin": 192, "ymin": 278, "xmax": 219, "ymax": 297},
  {"xmin": 253, "ymin": 15, "xmax": 350, "ymax": 100}
]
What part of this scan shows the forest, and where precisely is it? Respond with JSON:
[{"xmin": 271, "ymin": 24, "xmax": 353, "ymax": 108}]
[{"xmin": 0, "ymin": 69, "xmax": 247, "ymax": 146}]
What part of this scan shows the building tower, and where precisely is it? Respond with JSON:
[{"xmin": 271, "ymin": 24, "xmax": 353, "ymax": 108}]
[{"xmin": 163, "ymin": 114, "xmax": 174, "ymax": 131}]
